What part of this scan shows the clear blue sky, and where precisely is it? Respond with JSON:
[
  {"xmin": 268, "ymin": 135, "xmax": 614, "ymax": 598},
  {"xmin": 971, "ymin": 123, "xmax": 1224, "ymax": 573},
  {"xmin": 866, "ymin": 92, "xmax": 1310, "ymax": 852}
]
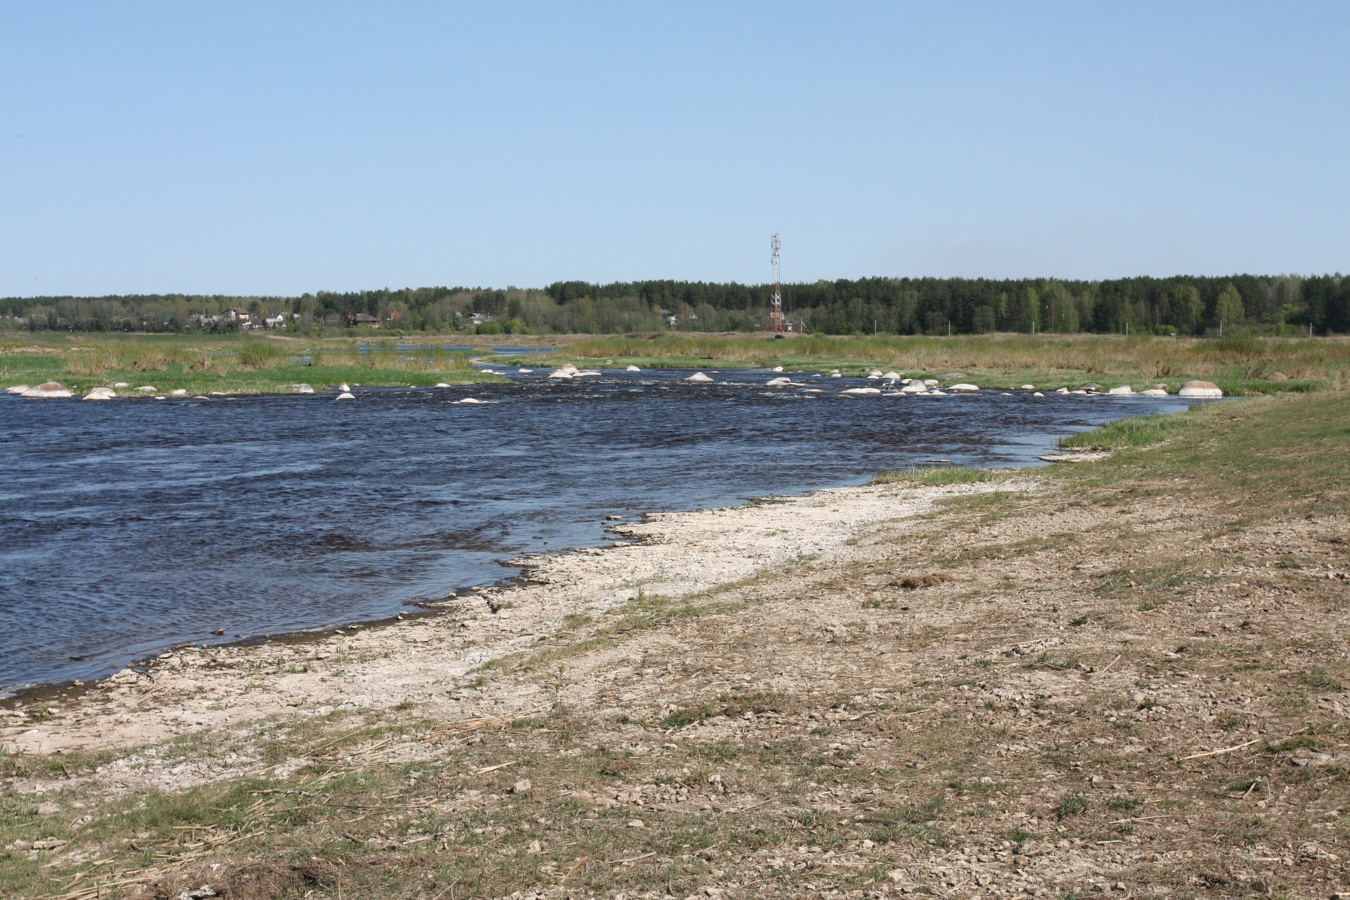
[{"xmin": 2, "ymin": 1, "xmax": 1347, "ymax": 297}]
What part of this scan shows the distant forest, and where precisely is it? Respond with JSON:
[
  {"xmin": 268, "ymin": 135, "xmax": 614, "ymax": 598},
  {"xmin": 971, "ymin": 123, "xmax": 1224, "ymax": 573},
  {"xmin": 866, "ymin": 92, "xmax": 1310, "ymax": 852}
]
[{"xmin": 2, "ymin": 274, "xmax": 1347, "ymax": 336}]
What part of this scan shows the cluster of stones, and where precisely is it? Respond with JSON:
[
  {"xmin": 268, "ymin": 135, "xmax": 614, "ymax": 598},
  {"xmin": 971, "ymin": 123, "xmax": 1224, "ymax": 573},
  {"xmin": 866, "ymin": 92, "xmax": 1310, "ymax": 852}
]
[
  {"xmin": 4, "ymin": 373, "xmax": 1232, "ymax": 403},
  {"xmin": 546, "ymin": 363, "xmax": 606, "ymax": 380}
]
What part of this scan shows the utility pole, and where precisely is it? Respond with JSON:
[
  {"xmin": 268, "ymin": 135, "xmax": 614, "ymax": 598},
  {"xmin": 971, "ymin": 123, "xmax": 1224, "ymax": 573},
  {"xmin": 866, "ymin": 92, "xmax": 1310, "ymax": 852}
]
[{"xmin": 770, "ymin": 233, "xmax": 785, "ymax": 333}]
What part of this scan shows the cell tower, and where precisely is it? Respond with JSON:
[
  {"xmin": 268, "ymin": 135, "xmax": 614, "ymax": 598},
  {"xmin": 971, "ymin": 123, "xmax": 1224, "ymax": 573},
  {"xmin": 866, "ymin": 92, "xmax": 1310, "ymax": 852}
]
[{"xmin": 770, "ymin": 233, "xmax": 785, "ymax": 332}]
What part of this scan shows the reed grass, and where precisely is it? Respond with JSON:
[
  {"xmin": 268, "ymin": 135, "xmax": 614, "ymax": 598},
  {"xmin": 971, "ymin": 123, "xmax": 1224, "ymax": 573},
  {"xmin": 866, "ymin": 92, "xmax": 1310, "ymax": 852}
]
[{"xmin": 236, "ymin": 339, "xmax": 287, "ymax": 370}]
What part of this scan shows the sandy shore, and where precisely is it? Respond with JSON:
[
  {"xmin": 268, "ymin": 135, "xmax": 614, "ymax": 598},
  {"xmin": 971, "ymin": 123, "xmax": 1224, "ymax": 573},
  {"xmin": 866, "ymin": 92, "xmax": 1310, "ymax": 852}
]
[{"xmin": 1, "ymin": 477, "xmax": 1015, "ymax": 763}]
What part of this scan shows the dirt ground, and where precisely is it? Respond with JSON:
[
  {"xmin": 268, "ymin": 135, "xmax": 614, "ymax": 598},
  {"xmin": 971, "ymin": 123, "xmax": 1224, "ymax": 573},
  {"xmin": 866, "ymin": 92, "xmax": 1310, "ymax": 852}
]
[{"xmin": 3, "ymin": 441, "xmax": 1348, "ymax": 898}]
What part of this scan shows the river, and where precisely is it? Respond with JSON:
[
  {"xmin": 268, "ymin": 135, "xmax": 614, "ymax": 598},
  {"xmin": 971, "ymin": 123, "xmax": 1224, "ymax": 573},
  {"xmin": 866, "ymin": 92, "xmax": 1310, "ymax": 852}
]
[{"xmin": 0, "ymin": 368, "xmax": 1190, "ymax": 693}]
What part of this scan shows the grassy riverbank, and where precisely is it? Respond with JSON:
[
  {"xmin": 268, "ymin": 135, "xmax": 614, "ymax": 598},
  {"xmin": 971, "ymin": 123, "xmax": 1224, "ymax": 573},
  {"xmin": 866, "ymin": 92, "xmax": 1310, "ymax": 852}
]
[
  {"xmin": 0, "ymin": 334, "xmax": 510, "ymax": 396},
  {"xmin": 2, "ymin": 388, "xmax": 1346, "ymax": 898},
  {"xmin": 508, "ymin": 331, "xmax": 1342, "ymax": 395},
  {"xmin": 3, "ymin": 332, "xmax": 1343, "ymax": 397}
]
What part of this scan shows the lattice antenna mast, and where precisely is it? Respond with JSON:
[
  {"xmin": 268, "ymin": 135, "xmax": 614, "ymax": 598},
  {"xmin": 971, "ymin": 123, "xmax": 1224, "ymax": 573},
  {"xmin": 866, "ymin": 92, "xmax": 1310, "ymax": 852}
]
[{"xmin": 770, "ymin": 233, "xmax": 784, "ymax": 332}]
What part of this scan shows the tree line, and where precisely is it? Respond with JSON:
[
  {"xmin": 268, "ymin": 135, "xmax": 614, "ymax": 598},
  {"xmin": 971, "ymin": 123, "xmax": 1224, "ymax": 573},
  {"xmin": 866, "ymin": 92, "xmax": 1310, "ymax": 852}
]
[{"xmin": 2, "ymin": 273, "xmax": 1346, "ymax": 335}]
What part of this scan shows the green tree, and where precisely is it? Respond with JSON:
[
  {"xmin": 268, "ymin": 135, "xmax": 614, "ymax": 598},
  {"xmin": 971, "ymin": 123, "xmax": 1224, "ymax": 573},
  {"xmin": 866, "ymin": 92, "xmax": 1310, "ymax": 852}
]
[
  {"xmin": 1215, "ymin": 282, "xmax": 1245, "ymax": 334},
  {"xmin": 1172, "ymin": 285, "xmax": 1202, "ymax": 333}
]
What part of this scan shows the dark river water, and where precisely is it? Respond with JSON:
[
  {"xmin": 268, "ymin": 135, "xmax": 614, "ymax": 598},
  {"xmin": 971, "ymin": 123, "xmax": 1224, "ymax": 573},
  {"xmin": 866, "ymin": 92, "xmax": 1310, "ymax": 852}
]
[{"xmin": 0, "ymin": 368, "xmax": 1191, "ymax": 693}]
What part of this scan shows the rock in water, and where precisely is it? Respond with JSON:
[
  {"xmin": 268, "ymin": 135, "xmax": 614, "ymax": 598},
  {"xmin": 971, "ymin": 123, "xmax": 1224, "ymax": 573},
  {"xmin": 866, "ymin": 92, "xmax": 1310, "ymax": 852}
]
[
  {"xmin": 1107, "ymin": 385, "xmax": 1133, "ymax": 395},
  {"xmin": 685, "ymin": 372, "xmax": 714, "ymax": 383},
  {"xmin": 948, "ymin": 383, "xmax": 980, "ymax": 392},
  {"xmin": 1178, "ymin": 380, "xmax": 1223, "ymax": 398},
  {"xmin": 21, "ymin": 381, "xmax": 73, "ymax": 398},
  {"xmin": 335, "ymin": 391, "xmax": 356, "ymax": 401}
]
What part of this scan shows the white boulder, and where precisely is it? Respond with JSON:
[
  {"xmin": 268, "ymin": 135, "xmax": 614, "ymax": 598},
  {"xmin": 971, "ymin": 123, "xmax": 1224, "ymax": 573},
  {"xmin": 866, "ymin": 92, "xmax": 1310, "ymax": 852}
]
[
  {"xmin": 136, "ymin": 386, "xmax": 157, "ymax": 393},
  {"xmin": 625, "ymin": 365, "xmax": 641, "ymax": 372},
  {"xmin": 171, "ymin": 389, "xmax": 188, "ymax": 397},
  {"xmin": 83, "ymin": 387, "xmax": 116, "ymax": 401},
  {"xmin": 1179, "ymin": 380, "xmax": 1223, "ymax": 399},
  {"xmin": 1020, "ymin": 384, "xmax": 1036, "ymax": 390},
  {"xmin": 1107, "ymin": 385, "xmax": 1134, "ymax": 395},
  {"xmin": 293, "ymin": 383, "xmax": 315, "ymax": 394},
  {"xmin": 685, "ymin": 372, "xmax": 714, "ymax": 383},
  {"xmin": 22, "ymin": 382, "xmax": 73, "ymax": 398},
  {"xmin": 335, "ymin": 392, "xmax": 356, "ymax": 401},
  {"xmin": 841, "ymin": 387, "xmax": 882, "ymax": 396},
  {"xmin": 1140, "ymin": 388, "xmax": 1169, "ymax": 397},
  {"xmin": 948, "ymin": 383, "xmax": 980, "ymax": 392}
]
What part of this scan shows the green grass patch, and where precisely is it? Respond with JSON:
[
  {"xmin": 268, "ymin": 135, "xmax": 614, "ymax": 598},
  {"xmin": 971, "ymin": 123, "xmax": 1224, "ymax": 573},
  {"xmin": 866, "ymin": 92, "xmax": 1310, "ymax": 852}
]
[
  {"xmin": 871, "ymin": 465, "xmax": 997, "ymax": 486},
  {"xmin": 1060, "ymin": 407, "xmax": 1204, "ymax": 451}
]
